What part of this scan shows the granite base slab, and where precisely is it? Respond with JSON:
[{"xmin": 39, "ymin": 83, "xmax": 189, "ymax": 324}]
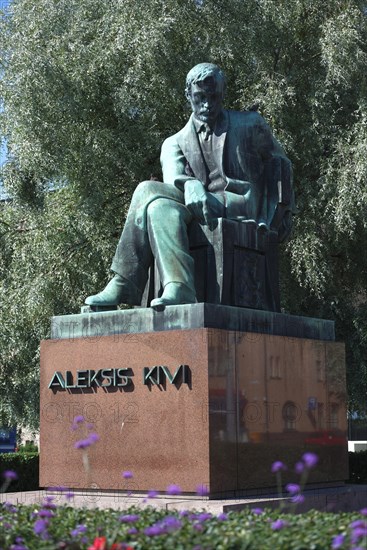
[
  {"xmin": 3, "ymin": 484, "xmax": 365, "ymax": 513},
  {"xmin": 51, "ymin": 303, "xmax": 335, "ymax": 341}
]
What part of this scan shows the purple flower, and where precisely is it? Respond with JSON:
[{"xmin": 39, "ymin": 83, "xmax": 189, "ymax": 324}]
[
  {"xmin": 195, "ymin": 512, "xmax": 213, "ymax": 522},
  {"xmin": 162, "ymin": 516, "xmax": 182, "ymax": 532},
  {"xmin": 42, "ymin": 496, "xmax": 57, "ymax": 509},
  {"xmin": 147, "ymin": 490, "xmax": 158, "ymax": 498},
  {"xmin": 71, "ymin": 524, "xmax": 87, "ymax": 537},
  {"xmin": 349, "ymin": 520, "xmax": 366, "ymax": 529},
  {"xmin": 119, "ymin": 514, "xmax": 140, "ymax": 523},
  {"xmin": 144, "ymin": 525, "xmax": 164, "ymax": 536},
  {"xmin": 251, "ymin": 508, "xmax": 264, "ymax": 515},
  {"xmin": 127, "ymin": 527, "xmax": 138, "ymax": 535},
  {"xmin": 271, "ymin": 461, "xmax": 287, "ymax": 473},
  {"xmin": 331, "ymin": 534, "xmax": 345, "ymax": 549},
  {"xmin": 64, "ymin": 490, "xmax": 74, "ymax": 501},
  {"xmin": 179, "ymin": 510, "xmax": 189, "ymax": 517},
  {"xmin": 144, "ymin": 517, "xmax": 182, "ymax": 536},
  {"xmin": 3, "ymin": 502, "xmax": 17, "ymax": 513},
  {"xmin": 71, "ymin": 415, "xmax": 85, "ymax": 430},
  {"xmin": 87, "ymin": 432, "xmax": 100, "ymax": 444},
  {"xmin": 74, "ymin": 432, "xmax": 99, "ymax": 449},
  {"xmin": 122, "ymin": 471, "xmax": 133, "ymax": 479},
  {"xmin": 166, "ymin": 483, "xmax": 181, "ymax": 495},
  {"xmin": 10, "ymin": 545, "xmax": 27, "ymax": 550},
  {"xmin": 217, "ymin": 512, "xmax": 228, "ymax": 521},
  {"xmin": 294, "ymin": 461, "xmax": 305, "ymax": 474},
  {"xmin": 193, "ymin": 523, "xmax": 204, "ymax": 532},
  {"xmin": 74, "ymin": 438, "xmax": 90, "ymax": 449},
  {"xmin": 271, "ymin": 519, "xmax": 288, "ymax": 531},
  {"xmin": 290, "ymin": 494, "xmax": 305, "ymax": 504},
  {"xmin": 196, "ymin": 484, "xmax": 209, "ymax": 496},
  {"xmin": 302, "ymin": 452, "xmax": 318, "ymax": 469},
  {"xmin": 351, "ymin": 528, "xmax": 367, "ymax": 545},
  {"xmin": 38, "ymin": 509, "xmax": 54, "ymax": 518},
  {"xmin": 33, "ymin": 519, "xmax": 49, "ymax": 536},
  {"xmin": 285, "ymin": 483, "xmax": 301, "ymax": 495},
  {"xmin": 3, "ymin": 470, "xmax": 18, "ymax": 481},
  {"xmin": 360, "ymin": 508, "xmax": 367, "ymax": 516}
]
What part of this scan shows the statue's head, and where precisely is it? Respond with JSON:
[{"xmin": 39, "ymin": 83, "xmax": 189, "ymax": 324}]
[{"xmin": 185, "ymin": 63, "xmax": 226, "ymax": 126}]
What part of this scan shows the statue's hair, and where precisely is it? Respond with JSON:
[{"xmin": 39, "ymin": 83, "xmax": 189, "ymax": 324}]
[{"xmin": 185, "ymin": 63, "xmax": 226, "ymax": 97}]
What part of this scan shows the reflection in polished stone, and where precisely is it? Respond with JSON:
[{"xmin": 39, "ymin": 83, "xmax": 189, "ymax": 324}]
[{"xmin": 208, "ymin": 332, "xmax": 348, "ymax": 494}]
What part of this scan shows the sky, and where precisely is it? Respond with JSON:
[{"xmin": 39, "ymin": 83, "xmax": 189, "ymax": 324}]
[
  {"xmin": 0, "ymin": 137, "xmax": 6, "ymax": 175},
  {"xmin": 0, "ymin": 0, "xmax": 10, "ymax": 11},
  {"xmin": 0, "ymin": 142, "xmax": 6, "ymax": 166}
]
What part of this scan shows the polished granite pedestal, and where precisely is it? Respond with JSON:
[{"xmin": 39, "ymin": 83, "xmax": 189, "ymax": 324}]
[{"xmin": 40, "ymin": 304, "xmax": 348, "ymax": 496}]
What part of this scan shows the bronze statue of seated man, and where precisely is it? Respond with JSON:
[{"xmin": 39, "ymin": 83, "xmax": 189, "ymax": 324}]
[{"xmin": 85, "ymin": 62, "xmax": 294, "ymax": 310}]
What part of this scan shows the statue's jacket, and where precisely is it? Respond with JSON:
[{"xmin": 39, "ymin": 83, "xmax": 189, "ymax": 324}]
[{"xmin": 160, "ymin": 109, "xmax": 295, "ymax": 241}]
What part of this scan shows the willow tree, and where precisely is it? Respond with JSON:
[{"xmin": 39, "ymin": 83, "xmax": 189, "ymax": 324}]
[{"xmin": 0, "ymin": 0, "xmax": 366, "ymax": 427}]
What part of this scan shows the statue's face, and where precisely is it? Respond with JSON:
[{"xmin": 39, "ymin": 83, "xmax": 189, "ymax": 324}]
[{"xmin": 188, "ymin": 77, "xmax": 224, "ymax": 126}]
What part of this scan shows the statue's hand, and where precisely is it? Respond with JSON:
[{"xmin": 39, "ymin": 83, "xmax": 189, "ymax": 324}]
[{"xmin": 184, "ymin": 179, "xmax": 212, "ymax": 225}]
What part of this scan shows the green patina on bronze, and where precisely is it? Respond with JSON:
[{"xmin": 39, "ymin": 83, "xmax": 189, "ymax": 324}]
[{"xmin": 85, "ymin": 63, "xmax": 295, "ymax": 310}]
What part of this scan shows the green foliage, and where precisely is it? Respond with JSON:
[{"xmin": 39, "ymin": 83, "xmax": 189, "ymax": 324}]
[
  {"xmin": 17, "ymin": 441, "xmax": 38, "ymax": 453},
  {"xmin": 0, "ymin": 502, "xmax": 365, "ymax": 549},
  {"xmin": 0, "ymin": 0, "xmax": 367, "ymax": 427},
  {"xmin": 0, "ymin": 452, "xmax": 39, "ymax": 491}
]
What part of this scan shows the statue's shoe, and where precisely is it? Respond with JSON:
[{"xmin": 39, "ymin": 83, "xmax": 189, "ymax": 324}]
[
  {"xmin": 150, "ymin": 282, "xmax": 196, "ymax": 310},
  {"xmin": 85, "ymin": 275, "xmax": 139, "ymax": 306}
]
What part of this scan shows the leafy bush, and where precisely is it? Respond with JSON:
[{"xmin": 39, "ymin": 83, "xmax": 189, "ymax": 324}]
[
  {"xmin": 0, "ymin": 452, "xmax": 39, "ymax": 492},
  {"xmin": 0, "ymin": 501, "xmax": 366, "ymax": 550},
  {"xmin": 17, "ymin": 442, "xmax": 39, "ymax": 454}
]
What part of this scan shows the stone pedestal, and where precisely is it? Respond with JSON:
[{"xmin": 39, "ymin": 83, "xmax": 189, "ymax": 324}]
[{"xmin": 40, "ymin": 305, "xmax": 348, "ymax": 496}]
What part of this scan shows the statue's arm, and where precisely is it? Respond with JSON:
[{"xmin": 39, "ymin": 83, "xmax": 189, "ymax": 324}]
[
  {"xmin": 160, "ymin": 135, "xmax": 198, "ymax": 191},
  {"xmin": 160, "ymin": 135, "xmax": 214, "ymax": 225}
]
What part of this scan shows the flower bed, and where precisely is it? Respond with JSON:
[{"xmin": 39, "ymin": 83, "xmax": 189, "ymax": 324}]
[
  {"xmin": 1, "ymin": 417, "xmax": 366, "ymax": 549},
  {"xmin": 0, "ymin": 500, "xmax": 366, "ymax": 550}
]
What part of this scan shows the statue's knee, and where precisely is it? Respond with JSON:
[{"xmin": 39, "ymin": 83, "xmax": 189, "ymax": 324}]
[
  {"xmin": 147, "ymin": 198, "xmax": 187, "ymax": 225},
  {"xmin": 134, "ymin": 180, "xmax": 156, "ymax": 197},
  {"xmin": 139, "ymin": 180, "xmax": 154, "ymax": 187},
  {"xmin": 146, "ymin": 198, "xmax": 169, "ymax": 218}
]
